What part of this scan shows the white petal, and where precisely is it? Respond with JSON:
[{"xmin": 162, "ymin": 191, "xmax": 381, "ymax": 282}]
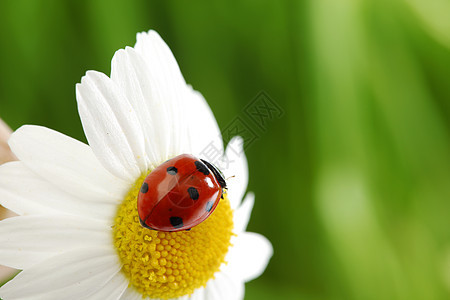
[
  {"xmin": 188, "ymin": 287, "xmax": 206, "ymax": 300},
  {"xmin": 185, "ymin": 281, "xmax": 207, "ymax": 300},
  {"xmin": 0, "ymin": 247, "xmax": 121, "ymax": 300},
  {"xmin": 134, "ymin": 31, "xmax": 186, "ymax": 89},
  {"xmin": 200, "ymin": 272, "xmax": 244, "ymax": 300},
  {"xmin": 118, "ymin": 288, "xmax": 142, "ymax": 300},
  {"xmin": 233, "ymin": 192, "xmax": 255, "ymax": 233},
  {"xmin": 111, "ymin": 46, "xmax": 191, "ymax": 165},
  {"xmin": 0, "ymin": 161, "xmax": 118, "ymax": 221},
  {"xmin": 111, "ymin": 48, "xmax": 161, "ymax": 168},
  {"xmin": 0, "ymin": 215, "xmax": 110, "ymax": 269},
  {"xmin": 77, "ymin": 71, "xmax": 148, "ymax": 180},
  {"xmin": 186, "ymin": 87, "xmax": 224, "ymax": 159},
  {"xmin": 221, "ymin": 137, "xmax": 248, "ymax": 209},
  {"xmin": 8, "ymin": 125, "xmax": 129, "ymax": 206},
  {"xmin": 132, "ymin": 30, "xmax": 191, "ymax": 159},
  {"xmin": 225, "ymin": 232, "xmax": 273, "ymax": 282},
  {"xmin": 85, "ymin": 271, "xmax": 128, "ymax": 300}
]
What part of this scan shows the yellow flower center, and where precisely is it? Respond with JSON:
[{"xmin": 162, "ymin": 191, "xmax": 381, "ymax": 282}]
[{"xmin": 113, "ymin": 173, "xmax": 234, "ymax": 299}]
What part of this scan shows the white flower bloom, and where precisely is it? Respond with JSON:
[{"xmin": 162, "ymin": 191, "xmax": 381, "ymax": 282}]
[{"xmin": 0, "ymin": 30, "xmax": 272, "ymax": 300}]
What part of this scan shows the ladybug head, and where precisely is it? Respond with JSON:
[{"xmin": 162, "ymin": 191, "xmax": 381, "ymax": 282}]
[{"xmin": 200, "ymin": 159, "xmax": 227, "ymax": 189}]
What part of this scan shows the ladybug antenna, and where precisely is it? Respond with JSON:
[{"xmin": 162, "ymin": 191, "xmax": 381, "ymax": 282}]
[{"xmin": 226, "ymin": 175, "xmax": 235, "ymax": 181}]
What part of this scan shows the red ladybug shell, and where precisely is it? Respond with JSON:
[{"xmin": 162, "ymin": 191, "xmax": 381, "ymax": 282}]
[{"xmin": 137, "ymin": 154, "xmax": 227, "ymax": 232}]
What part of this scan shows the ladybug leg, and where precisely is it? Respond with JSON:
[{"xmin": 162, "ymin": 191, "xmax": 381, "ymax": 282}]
[{"xmin": 185, "ymin": 228, "xmax": 192, "ymax": 231}]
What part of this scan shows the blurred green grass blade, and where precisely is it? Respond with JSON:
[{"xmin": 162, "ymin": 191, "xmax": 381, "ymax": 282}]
[
  {"xmin": 404, "ymin": 0, "xmax": 450, "ymax": 48},
  {"xmin": 309, "ymin": 0, "xmax": 450, "ymax": 299}
]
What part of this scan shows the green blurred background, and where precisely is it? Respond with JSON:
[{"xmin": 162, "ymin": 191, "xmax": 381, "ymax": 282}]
[{"xmin": 1, "ymin": 0, "xmax": 450, "ymax": 299}]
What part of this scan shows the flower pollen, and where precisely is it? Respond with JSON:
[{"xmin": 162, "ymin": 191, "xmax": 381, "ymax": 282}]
[{"xmin": 113, "ymin": 173, "xmax": 234, "ymax": 299}]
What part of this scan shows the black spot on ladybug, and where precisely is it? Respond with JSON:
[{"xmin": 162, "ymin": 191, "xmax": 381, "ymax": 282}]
[
  {"xmin": 140, "ymin": 182, "xmax": 149, "ymax": 194},
  {"xmin": 187, "ymin": 187, "xmax": 199, "ymax": 200},
  {"xmin": 167, "ymin": 166, "xmax": 178, "ymax": 175},
  {"xmin": 205, "ymin": 201, "xmax": 213, "ymax": 212},
  {"xmin": 170, "ymin": 216, "xmax": 184, "ymax": 228},
  {"xmin": 195, "ymin": 161, "xmax": 210, "ymax": 175},
  {"xmin": 169, "ymin": 208, "xmax": 172, "ymax": 212}
]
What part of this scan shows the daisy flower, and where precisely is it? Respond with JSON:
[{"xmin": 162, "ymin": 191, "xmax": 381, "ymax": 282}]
[{"xmin": 0, "ymin": 30, "xmax": 272, "ymax": 300}]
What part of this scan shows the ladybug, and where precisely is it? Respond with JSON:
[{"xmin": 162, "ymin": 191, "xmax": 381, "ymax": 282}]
[{"xmin": 137, "ymin": 154, "xmax": 227, "ymax": 232}]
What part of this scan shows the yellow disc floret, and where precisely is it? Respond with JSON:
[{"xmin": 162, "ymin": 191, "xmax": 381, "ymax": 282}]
[{"xmin": 113, "ymin": 174, "xmax": 234, "ymax": 299}]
